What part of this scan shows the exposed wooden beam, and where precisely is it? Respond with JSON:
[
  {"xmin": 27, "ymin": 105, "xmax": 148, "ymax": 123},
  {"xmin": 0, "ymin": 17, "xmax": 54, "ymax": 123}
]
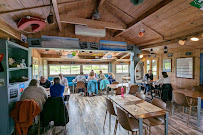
[
  {"xmin": 142, "ymin": 23, "xmax": 164, "ymax": 39},
  {"xmin": 114, "ymin": 0, "xmax": 173, "ymax": 37},
  {"xmin": 120, "ymin": 53, "xmax": 130, "ymax": 59},
  {"xmin": 52, "ymin": 0, "xmax": 62, "ymax": 31},
  {"xmin": 98, "ymin": 0, "xmax": 106, "ymax": 10},
  {"xmin": 0, "ymin": 19, "xmax": 21, "ymax": 40},
  {"xmin": 60, "ymin": 15, "xmax": 126, "ymax": 30},
  {"xmin": 0, "ymin": 1, "xmax": 84, "ymax": 15},
  {"xmin": 140, "ymin": 30, "xmax": 203, "ymax": 49}
]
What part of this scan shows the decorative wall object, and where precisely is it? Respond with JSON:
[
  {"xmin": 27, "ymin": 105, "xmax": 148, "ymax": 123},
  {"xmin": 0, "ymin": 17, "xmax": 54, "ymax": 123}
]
[
  {"xmin": 176, "ymin": 57, "xmax": 193, "ymax": 78},
  {"xmin": 41, "ymin": 35, "xmax": 80, "ymax": 49},
  {"xmin": 167, "ymin": 53, "xmax": 173, "ymax": 57},
  {"xmin": 163, "ymin": 59, "xmax": 172, "ymax": 72},
  {"xmin": 185, "ymin": 52, "xmax": 192, "ymax": 55},
  {"xmin": 164, "ymin": 46, "xmax": 168, "ymax": 53},
  {"xmin": 150, "ymin": 49, "xmax": 153, "ymax": 55},
  {"xmin": 100, "ymin": 40, "xmax": 127, "ymax": 51},
  {"xmin": 190, "ymin": 0, "xmax": 203, "ymax": 10}
]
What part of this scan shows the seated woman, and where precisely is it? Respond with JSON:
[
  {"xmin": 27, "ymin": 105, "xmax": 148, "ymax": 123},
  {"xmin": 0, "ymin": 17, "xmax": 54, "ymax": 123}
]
[
  {"xmin": 20, "ymin": 79, "xmax": 48, "ymax": 110},
  {"xmin": 50, "ymin": 77, "xmax": 65, "ymax": 98},
  {"xmin": 100, "ymin": 74, "xmax": 110, "ymax": 91},
  {"xmin": 107, "ymin": 72, "xmax": 116, "ymax": 84},
  {"xmin": 155, "ymin": 72, "xmax": 172, "ymax": 102},
  {"xmin": 87, "ymin": 71, "xmax": 98, "ymax": 96}
]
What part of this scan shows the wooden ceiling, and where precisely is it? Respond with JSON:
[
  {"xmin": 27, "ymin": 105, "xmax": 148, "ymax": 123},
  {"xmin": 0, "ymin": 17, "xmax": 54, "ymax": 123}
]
[
  {"xmin": 0, "ymin": 0, "xmax": 202, "ymax": 51},
  {"xmin": 36, "ymin": 48, "xmax": 131, "ymax": 62}
]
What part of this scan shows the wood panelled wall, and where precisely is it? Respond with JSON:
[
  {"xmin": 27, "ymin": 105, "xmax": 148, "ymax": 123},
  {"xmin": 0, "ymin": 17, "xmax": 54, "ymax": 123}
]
[{"xmin": 158, "ymin": 49, "xmax": 203, "ymax": 90}]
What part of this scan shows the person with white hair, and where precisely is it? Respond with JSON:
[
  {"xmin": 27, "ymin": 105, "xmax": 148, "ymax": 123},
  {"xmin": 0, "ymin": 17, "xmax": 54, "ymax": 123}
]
[
  {"xmin": 40, "ymin": 76, "xmax": 52, "ymax": 88},
  {"xmin": 20, "ymin": 79, "xmax": 48, "ymax": 110}
]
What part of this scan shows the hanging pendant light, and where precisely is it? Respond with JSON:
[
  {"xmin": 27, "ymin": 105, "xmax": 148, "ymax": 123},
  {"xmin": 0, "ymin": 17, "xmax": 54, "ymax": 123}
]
[
  {"xmin": 150, "ymin": 49, "xmax": 153, "ymax": 55},
  {"xmin": 47, "ymin": 0, "xmax": 54, "ymax": 24},
  {"xmin": 138, "ymin": 22, "xmax": 145, "ymax": 37},
  {"xmin": 164, "ymin": 46, "xmax": 168, "ymax": 53}
]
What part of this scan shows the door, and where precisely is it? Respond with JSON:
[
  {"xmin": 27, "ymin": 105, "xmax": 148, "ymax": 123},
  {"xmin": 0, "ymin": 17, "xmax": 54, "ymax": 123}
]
[
  {"xmin": 145, "ymin": 57, "xmax": 159, "ymax": 80},
  {"xmin": 200, "ymin": 53, "xmax": 203, "ymax": 85}
]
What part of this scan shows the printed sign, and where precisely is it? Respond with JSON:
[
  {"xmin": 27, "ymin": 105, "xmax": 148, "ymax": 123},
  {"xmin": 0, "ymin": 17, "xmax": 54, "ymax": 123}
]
[
  {"xmin": 176, "ymin": 57, "xmax": 193, "ymax": 78},
  {"xmin": 10, "ymin": 88, "xmax": 18, "ymax": 98},
  {"xmin": 19, "ymin": 83, "xmax": 25, "ymax": 95}
]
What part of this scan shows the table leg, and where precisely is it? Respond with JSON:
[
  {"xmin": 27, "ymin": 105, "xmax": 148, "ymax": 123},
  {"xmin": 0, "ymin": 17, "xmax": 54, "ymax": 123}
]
[
  {"xmin": 73, "ymin": 83, "xmax": 75, "ymax": 94},
  {"xmin": 139, "ymin": 118, "xmax": 143, "ymax": 135},
  {"xmin": 164, "ymin": 112, "xmax": 169, "ymax": 135},
  {"xmin": 197, "ymin": 97, "xmax": 201, "ymax": 127}
]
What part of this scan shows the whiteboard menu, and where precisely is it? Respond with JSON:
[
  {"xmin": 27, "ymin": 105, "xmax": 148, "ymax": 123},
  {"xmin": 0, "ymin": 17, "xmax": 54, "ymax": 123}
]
[{"xmin": 176, "ymin": 57, "xmax": 193, "ymax": 78}]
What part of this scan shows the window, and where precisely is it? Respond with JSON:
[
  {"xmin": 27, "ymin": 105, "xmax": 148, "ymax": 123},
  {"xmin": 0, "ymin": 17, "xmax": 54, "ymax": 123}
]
[
  {"xmin": 49, "ymin": 65, "xmax": 80, "ymax": 75},
  {"xmin": 147, "ymin": 60, "xmax": 150, "ymax": 72},
  {"xmin": 83, "ymin": 65, "xmax": 108, "ymax": 74},
  {"xmin": 43, "ymin": 60, "xmax": 47, "ymax": 77},
  {"xmin": 116, "ymin": 65, "xmax": 129, "ymax": 73},
  {"xmin": 152, "ymin": 60, "xmax": 157, "ymax": 77}
]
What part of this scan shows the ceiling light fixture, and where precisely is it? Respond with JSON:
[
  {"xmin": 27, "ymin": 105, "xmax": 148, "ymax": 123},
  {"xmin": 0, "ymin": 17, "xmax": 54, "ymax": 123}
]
[
  {"xmin": 164, "ymin": 46, "xmax": 168, "ymax": 53},
  {"xmin": 190, "ymin": 37, "xmax": 199, "ymax": 41},
  {"xmin": 138, "ymin": 22, "xmax": 145, "ymax": 37},
  {"xmin": 178, "ymin": 38, "xmax": 187, "ymax": 45},
  {"xmin": 139, "ymin": 55, "xmax": 143, "ymax": 58},
  {"xmin": 47, "ymin": 0, "xmax": 54, "ymax": 24}
]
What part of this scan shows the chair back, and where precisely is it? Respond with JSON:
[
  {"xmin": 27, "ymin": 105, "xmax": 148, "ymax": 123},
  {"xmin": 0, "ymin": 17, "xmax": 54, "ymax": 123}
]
[
  {"xmin": 135, "ymin": 92, "xmax": 145, "ymax": 100},
  {"xmin": 152, "ymin": 99, "xmax": 166, "ymax": 110},
  {"xmin": 105, "ymin": 98, "xmax": 116, "ymax": 116},
  {"xmin": 173, "ymin": 91, "xmax": 189, "ymax": 107},
  {"xmin": 116, "ymin": 107, "xmax": 134, "ymax": 131},
  {"xmin": 76, "ymin": 81, "xmax": 85, "ymax": 89},
  {"xmin": 129, "ymin": 85, "xmax": 139, "ymax": 94},
  {"xmin": 193, "ymin": 86, "xmax": 203, "ymax": 92},
  {"xmin": 116, "ymin": 86, "xmax": 126, "ymax": 95},
  {"xmin": 112, "ymin": 82, "xmax": 119, "ymax": 84}
]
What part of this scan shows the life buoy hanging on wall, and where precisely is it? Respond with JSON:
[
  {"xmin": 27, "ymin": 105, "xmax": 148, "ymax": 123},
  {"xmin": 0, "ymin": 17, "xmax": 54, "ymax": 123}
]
[{"xmin": 17, "ymin": 16, "xmax": 46, "ymax": 33}]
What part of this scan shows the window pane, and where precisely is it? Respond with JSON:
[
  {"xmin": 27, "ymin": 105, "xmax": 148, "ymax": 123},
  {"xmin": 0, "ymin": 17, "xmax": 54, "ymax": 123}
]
[
  {"xmin": 152, "ymin": 60, "xmax": 157, "ymax": 76},
  {"xmin": 92, "ymin": 65, "xmax": 100, "ymax": 74},
  {"xmin": 147, "ymin": 60, "xmax": 150, "ymax": 72},
  {"xmin": 116, "ymin": 65, "xmax": 122, "ymax": 73},
  {"xmin": 123, "ymin": 65, "xmax": 129, "ymax": 73},
  {"xmin": 100, "ymin": 65, "xmax": 108, "ymax": 73},
  {"xmin": 71, "ymin": 65, "xmax": 80, "ymax": 74},
  {"xmin": 43, "ymin": 60, "xmax": 47, "ymax": 77},
  {"xmin": 83, "ymin": 65, "xmax": 92, "ymax": 74},
  {"xmin": 61, "ymin": 65, "xmax": 70, "ymax": 74},
  {"xmin": 50, "ymin": 65, "xmax": 61, "ymax": 75}
]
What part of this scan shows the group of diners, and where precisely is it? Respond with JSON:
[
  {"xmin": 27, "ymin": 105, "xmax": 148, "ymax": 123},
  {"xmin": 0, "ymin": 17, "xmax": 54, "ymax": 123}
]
[
  {"xmin": 74, "ymin": 70, "xmax": 116, "ymax": 96},
  {"xmin": 20, "ymin": 73, "xmax": 69, "ymax": 110},
  {"xmin": 142, "ymin": 69, "xmax": 172, "ymax": 102}
]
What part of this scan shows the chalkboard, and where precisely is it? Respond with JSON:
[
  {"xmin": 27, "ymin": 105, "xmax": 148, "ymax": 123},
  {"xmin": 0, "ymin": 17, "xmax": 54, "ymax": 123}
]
[{"xmin": 176, "ymin": 57, "xmax": 193, "ymax": 78}]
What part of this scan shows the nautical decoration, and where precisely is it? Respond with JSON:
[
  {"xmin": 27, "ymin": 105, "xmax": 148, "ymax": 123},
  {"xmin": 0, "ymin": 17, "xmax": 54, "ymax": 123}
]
[
  {"xmin": 150, "ymin": 49, "xmax": 153, "ymax": 55},
  {"xmin": 138, "ymin": 22, "xmax": 145, "ymax": 37},
  {"xmin": 47, "ymin": 0, "xmax": 54, "ymax": 24},
  {"xmin": 190, "ymin": 0, "xmax": 203, "ymax": 10},
  {"xmin": 17, "ymin": 16, "xmax": 46, "ymax": 33},
  {"xmin": 130, "ymin": 0, "xmax": 144, "ymax": 5},
  {"xmin": 164, "ymin": 46, "xmax": 168, "ymax": 53}
]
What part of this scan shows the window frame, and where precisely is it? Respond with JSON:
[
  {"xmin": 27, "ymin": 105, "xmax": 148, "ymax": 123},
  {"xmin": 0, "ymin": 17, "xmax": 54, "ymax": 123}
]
[
  {"xmin": 116, "ymin": 64, "xmax": 129, "ymax": 74},
  {"xmin": 49, "ymin": 64, "xmax": 81, "ymax": 76},
  {"xmin": 83, "ymin": 64, "xmax": 109, "ymax": 74}
]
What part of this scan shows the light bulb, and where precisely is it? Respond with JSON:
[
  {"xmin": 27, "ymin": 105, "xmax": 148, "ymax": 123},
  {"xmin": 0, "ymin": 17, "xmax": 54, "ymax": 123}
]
[
  {"xmin": 190, "ymin": 37, "xmax": 199, "ymax": 41},
  {"xmin": 139, "ymin": 55, "xmax": 143, "ymax": 58}
]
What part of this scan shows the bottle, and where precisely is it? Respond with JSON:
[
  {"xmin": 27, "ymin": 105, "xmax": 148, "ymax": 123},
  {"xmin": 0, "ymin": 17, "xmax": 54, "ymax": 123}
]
[{"xmin": 121, "ymin": 86, "xmax": 124, "ymax": 98}]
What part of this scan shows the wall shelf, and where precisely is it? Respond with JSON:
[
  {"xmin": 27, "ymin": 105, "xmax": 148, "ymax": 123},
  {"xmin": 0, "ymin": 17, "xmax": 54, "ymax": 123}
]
[{"xmin": 8, "ymin": 67, "xmax": 28, "ymax": 71}]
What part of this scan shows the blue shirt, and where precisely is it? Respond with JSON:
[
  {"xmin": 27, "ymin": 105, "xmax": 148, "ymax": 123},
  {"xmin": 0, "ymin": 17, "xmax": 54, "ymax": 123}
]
[
  {"xmin": 50, "ymin": 83, "xmax": 65, "ymax": 97},
  {"xmin": 40, "ymin": 79, "xmax": 52, "ymax": 88}
]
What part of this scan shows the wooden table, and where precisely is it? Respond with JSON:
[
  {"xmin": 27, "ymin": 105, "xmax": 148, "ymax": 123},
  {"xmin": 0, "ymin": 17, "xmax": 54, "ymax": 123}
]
[
  {"xmin": 109, "ymin": 94, "xmax": 169, "ymax": 135},
  {"xmin": 172, "ymin": 89, "xmax": 203, "ymax": 126},
  {"xmin": 107, "ymin": 83, "xmax": 129, "ymax": 95},
  {"xmin": 122, "ymin": 77, "xmax": 131, "ymax": 83}
]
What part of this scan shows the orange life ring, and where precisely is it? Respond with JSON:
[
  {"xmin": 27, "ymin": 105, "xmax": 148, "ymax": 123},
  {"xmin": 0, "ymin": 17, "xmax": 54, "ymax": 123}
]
[{"xmin": 17, "ymin": 16, "xmax": 46, "ymax": 33}]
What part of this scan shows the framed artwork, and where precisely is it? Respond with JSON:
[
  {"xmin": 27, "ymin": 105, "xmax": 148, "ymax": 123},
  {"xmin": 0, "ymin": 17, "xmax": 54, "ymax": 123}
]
[
  {"xmin": 176, "ymin": 57, "xmax": 193, "ymax": 79},
  {"xmin": 163, "ymin": 59, "xmax": 172, "ymax": 72}
]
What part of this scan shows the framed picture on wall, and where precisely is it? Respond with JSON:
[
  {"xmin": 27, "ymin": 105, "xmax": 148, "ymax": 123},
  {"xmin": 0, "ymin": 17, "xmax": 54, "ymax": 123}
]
[
  {"xmin": 163, "ymin": 59, "xmax": 172, "ymax": 72},
  {"xmin": 176, "ymin": 57, "xmax": 193, "ymax": 79}
]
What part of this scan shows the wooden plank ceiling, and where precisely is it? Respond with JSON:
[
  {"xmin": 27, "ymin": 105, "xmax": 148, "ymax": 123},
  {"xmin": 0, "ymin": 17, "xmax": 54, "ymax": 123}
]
[
  {"xmin": 0, "ymin": 0, "xmax": 202, "ymax": 52},
  {"xmin": 36, "ymin": 48, "xmax": 131, "ymax": 62}
]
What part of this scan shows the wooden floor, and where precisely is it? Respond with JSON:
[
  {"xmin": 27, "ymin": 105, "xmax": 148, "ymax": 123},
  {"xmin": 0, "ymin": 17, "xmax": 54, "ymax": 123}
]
[{"xmin": 29, "ymin": 94, "xmax": 203, "ymax": 135}]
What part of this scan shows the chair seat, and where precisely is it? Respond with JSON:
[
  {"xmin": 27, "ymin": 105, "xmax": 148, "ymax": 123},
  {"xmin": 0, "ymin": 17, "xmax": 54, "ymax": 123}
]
[
  {"xmin": 144, "ymin": 116, "xmax": 164, "ymax": 127},
  {"xmin": 128, "ymin": 117, "xmax": 139, "ymax": 132}
]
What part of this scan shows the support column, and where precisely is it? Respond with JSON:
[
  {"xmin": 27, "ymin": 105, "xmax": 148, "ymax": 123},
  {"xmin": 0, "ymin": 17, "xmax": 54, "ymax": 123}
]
[{"xmin": 109, "ymin": 62, "xmax": 112, "ymax": 72}]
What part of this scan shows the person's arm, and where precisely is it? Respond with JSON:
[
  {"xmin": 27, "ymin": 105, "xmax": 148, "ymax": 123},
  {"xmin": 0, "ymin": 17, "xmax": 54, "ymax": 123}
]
[{"xmin": 155, "ymin": 78, "xmax": 163, "ymax": 85}]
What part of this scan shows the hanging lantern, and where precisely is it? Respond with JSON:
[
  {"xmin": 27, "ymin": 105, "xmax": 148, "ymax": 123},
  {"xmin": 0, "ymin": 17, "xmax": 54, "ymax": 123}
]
[
  {"xmin": 47, "ymin": 0, "xmax": 54, "ymax": 24},
  {"xmin": 72, "ymin": 52, "xmax": 76, "ymax": 56},
  {"xmin": 164, "ymin": 46, "xmax": 168, "ymax": 53},
  {"xmin": 138, "ymin": 22, "xmax": 145, "ymax": 37}
]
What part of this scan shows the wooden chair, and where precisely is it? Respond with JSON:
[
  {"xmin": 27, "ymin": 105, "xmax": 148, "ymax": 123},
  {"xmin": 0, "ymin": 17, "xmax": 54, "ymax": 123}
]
[
  {"xmin": 115, "ymin": 107, "xmax": 146, "ymax": 135},
  {"xmin": 129, "ymin": 85, "xmax": 139, "ymax": 95},
  {"xmin": 75, "ymin": 81, "xmax": 86, "ymax": 94},
  {"xmin": 172, "ymin": 91, "xmax": 194, "ymax": 126},
  {"xmin": 135, "ymin": 92, "xmax": 146, "ymax": 100},
  {"xmin": 144, "ymin": 99, "xmax": 166, "ymax": 135},
  {"xmin": 112, "ymin": 82, "xmax": 119, "ymax": 84},
  {"xmin": 116, "ymin": 86, "xmax": 126, "ymax": 95},
  {"xmin": 103, "ymin": 98, "xmax": 117, "ymax": 131}
]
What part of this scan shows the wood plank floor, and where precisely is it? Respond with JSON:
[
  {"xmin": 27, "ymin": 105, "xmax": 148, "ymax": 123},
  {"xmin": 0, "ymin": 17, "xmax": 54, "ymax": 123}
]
[{"xmin": 29, "ymin": 94, "xmax": 203, "ymax": 135}]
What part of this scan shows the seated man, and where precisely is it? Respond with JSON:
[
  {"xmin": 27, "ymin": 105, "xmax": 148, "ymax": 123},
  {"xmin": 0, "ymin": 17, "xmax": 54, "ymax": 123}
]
[
  {"xmin": 50, "ymin": 77, "xmax": 64, "ymax": 98},
  {"xmin": 143, "ymin": 70, "xmax": 154, "ymax": 94},
  {"xmin": 20, "ymin": 79, "xmax": 48, "ymax": 110},
  {"xmin": 59, "ymin": 73, "xmax": 70, "ymax": 101},
  {"xmin": 75, "ymin": 72, "xmax": 86, "ymax": 82},
  {"xmin": 40, "ymin": 76, "xmax": 52, "ymax": 89}
]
